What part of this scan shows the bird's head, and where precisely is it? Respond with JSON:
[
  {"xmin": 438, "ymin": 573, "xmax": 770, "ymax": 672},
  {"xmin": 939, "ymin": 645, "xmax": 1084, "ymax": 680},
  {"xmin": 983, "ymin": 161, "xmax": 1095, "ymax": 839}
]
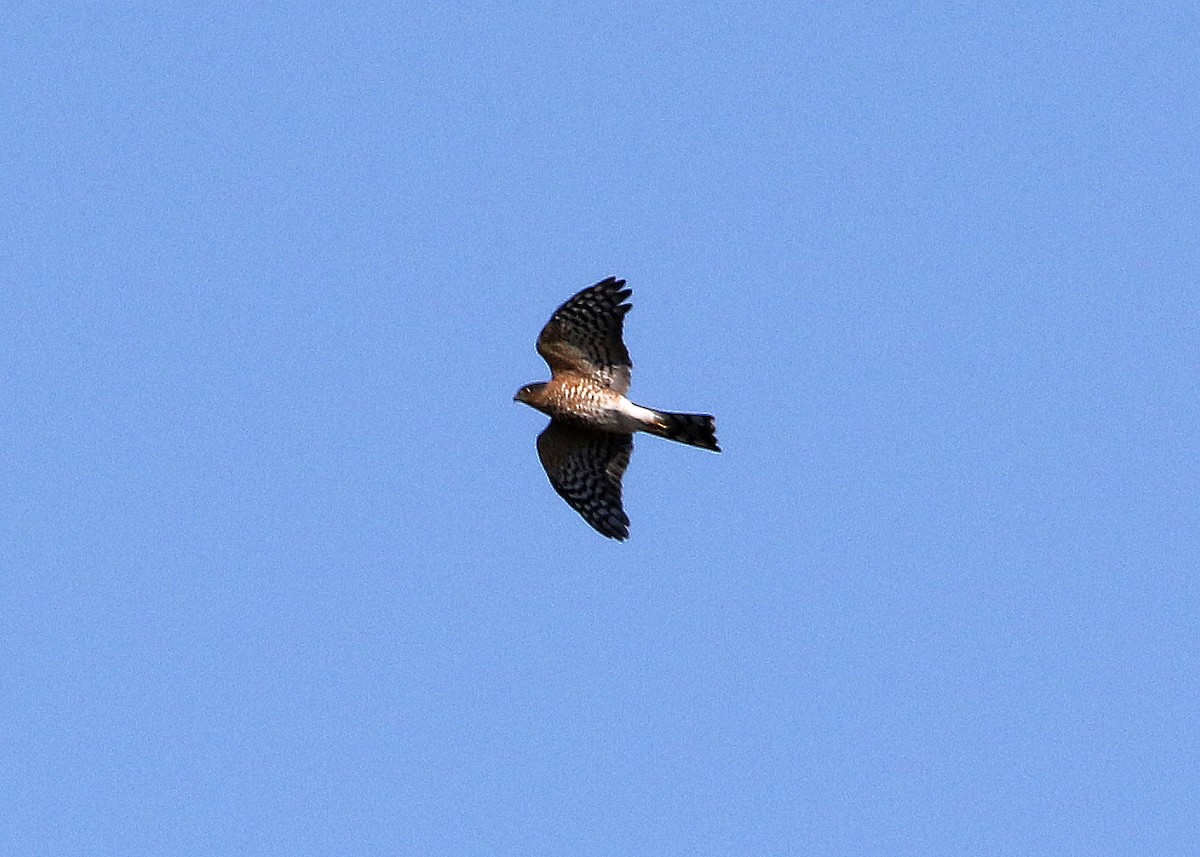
[{"xmin": 513, "ymin": 382, "xmax": 547, "ymax": 407}]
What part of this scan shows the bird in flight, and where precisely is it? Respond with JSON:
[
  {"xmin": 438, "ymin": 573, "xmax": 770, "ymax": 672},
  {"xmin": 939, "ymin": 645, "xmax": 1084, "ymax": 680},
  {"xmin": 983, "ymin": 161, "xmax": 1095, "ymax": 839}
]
[{"xmin": 514, "ymin": 277, "xmax": 719, "ymax": 540}]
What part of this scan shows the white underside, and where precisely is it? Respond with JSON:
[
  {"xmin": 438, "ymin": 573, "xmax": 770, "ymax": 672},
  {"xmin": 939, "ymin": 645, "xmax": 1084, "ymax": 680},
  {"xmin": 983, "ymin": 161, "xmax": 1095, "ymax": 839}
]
[{"xmin": 614, "ymin": 397, "xmax": 661, "ymax": 432}]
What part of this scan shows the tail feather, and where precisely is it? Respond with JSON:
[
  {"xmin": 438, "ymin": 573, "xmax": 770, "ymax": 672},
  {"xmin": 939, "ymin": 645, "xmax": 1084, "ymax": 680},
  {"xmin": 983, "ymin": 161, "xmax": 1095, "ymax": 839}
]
[{"xmin": 647, "ymin": 410, "xmax": 720, "ymax": 452}]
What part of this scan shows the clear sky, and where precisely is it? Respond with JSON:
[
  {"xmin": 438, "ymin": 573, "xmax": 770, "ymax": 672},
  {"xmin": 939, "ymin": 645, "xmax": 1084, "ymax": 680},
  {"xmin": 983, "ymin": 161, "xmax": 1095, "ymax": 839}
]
[{"xmin": 3, "ymin": 3, "xmax": 1197, "ymax": 855}]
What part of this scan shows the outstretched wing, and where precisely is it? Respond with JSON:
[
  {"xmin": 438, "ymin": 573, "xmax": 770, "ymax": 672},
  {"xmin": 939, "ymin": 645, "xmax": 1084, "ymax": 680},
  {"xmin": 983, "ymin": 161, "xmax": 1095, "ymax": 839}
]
[
  {"xmin": 535, "ymin": 420, "xmax": 633, "ymax": 540},
  {"xmin": 536, "ymin": 277, "xmax": 633, "ymax": 394}
]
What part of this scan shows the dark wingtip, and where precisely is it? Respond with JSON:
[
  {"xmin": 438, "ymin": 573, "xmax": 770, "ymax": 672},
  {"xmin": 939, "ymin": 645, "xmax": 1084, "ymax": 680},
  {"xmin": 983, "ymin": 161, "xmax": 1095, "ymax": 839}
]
[
  {"xmin": 603, "ymin": 512, "xmax": 631, "ymax": 540},
  {"xmin": 596, "ymin": 522, "xmax": 629, "ymax": 540}
]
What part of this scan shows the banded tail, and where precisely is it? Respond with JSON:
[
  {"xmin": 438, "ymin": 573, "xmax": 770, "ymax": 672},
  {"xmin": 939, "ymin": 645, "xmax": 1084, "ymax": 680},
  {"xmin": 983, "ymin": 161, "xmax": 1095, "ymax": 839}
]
[{"xmin": 646, "ymin": 409, "xmax": 720, "ymax": 452}]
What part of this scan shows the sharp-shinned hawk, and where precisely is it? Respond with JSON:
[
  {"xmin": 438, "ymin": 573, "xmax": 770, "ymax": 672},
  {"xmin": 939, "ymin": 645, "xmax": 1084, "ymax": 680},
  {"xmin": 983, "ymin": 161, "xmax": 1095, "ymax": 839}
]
[{"xmin": 514, "ymin": 277, "xmax": 719, "ymax": 540}]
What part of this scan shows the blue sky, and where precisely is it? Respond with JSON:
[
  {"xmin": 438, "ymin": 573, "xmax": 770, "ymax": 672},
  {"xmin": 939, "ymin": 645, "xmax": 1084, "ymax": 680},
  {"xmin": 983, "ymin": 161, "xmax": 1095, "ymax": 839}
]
[{"xmin": 3, "ymin": 3, "xmax": 1197, "ymax": 854}]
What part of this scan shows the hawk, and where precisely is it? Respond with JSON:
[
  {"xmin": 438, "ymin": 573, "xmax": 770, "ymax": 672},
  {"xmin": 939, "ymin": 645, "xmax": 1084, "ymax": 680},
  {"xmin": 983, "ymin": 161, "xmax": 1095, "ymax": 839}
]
[{"xmin": 514, "ymin": 277, "xmax": 720, "ymax": 540}]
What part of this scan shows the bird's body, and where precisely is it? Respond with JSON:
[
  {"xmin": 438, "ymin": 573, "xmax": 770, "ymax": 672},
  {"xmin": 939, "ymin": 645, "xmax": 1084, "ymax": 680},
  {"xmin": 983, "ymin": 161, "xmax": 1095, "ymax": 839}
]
[
  {"xmin": 518, "ymin": 380, "xmax": 662, "ymax": 435},
  {"xmin": 514, "ymin": 277, "xmax": 719, "ymax": 540}
]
